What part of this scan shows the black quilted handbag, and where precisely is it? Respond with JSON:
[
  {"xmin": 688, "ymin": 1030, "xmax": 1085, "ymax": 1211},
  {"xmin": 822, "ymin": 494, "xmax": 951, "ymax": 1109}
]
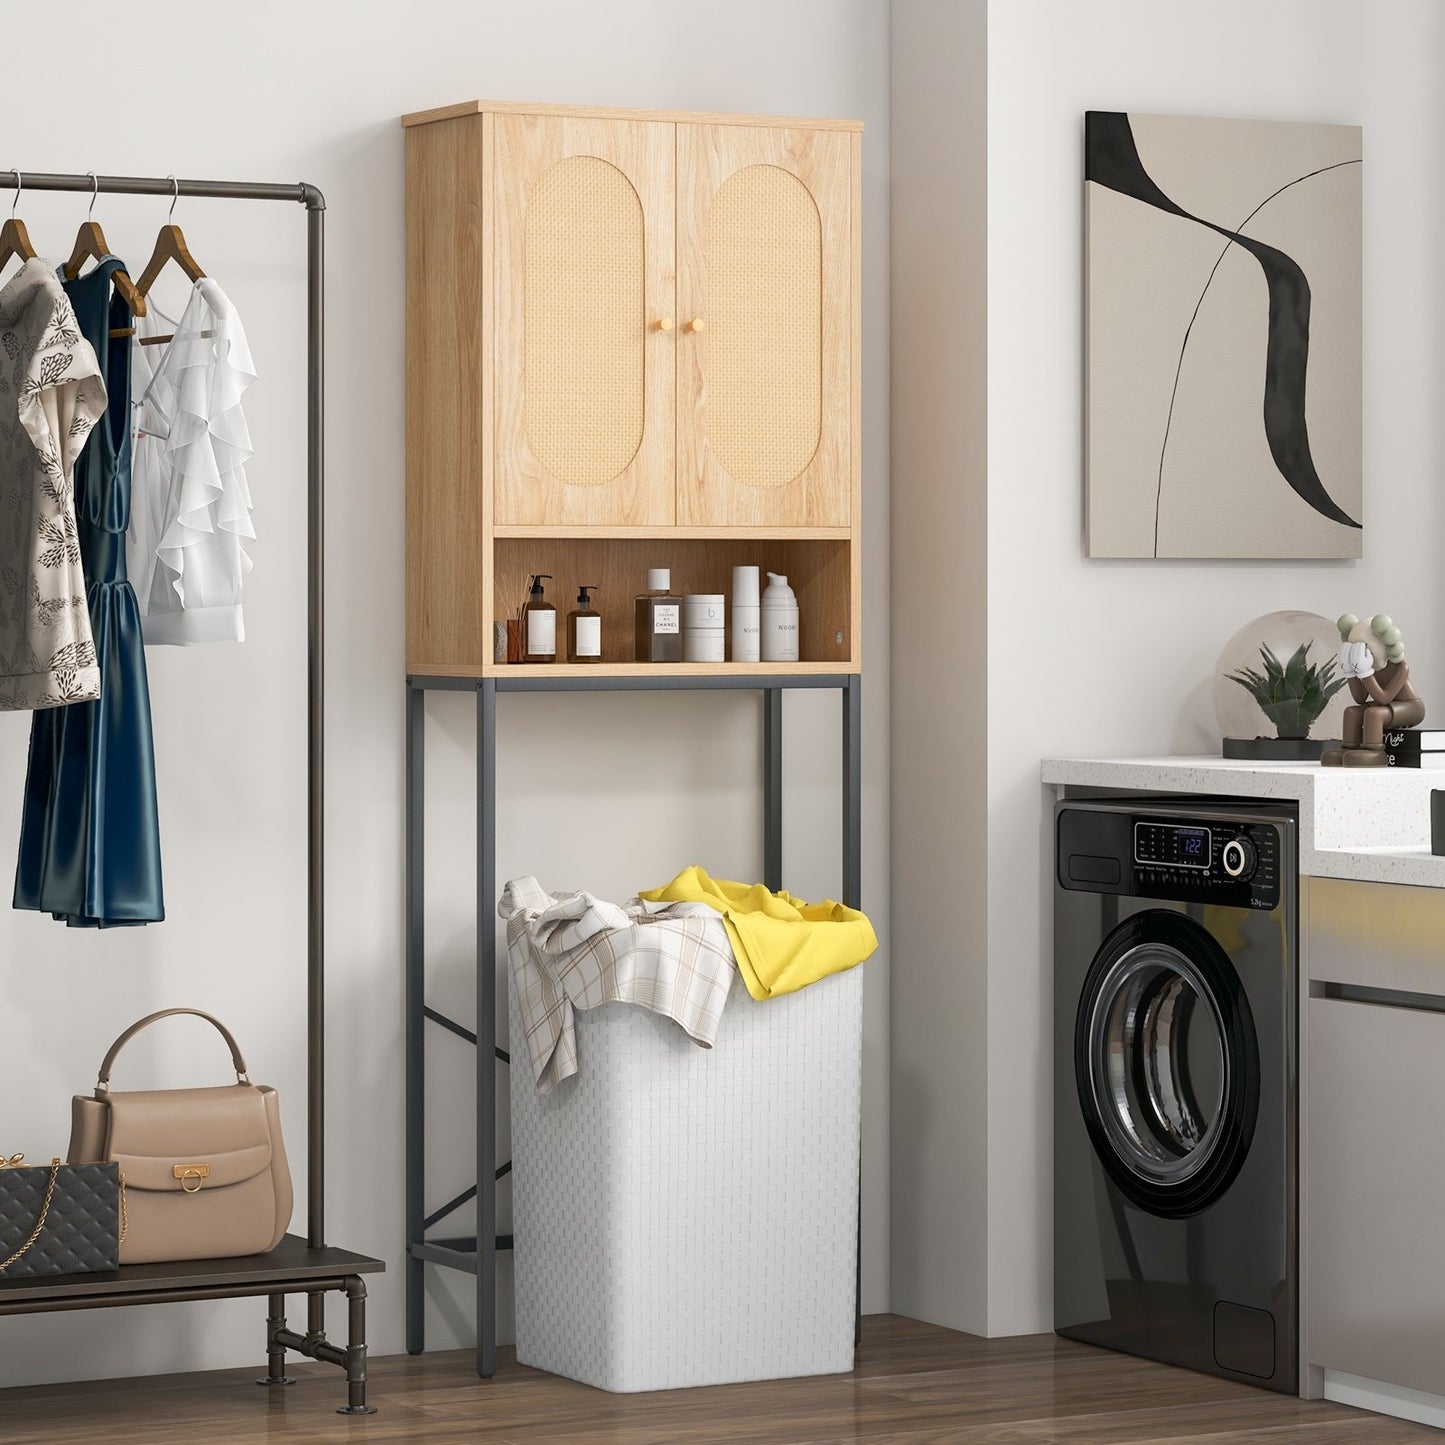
[{"xmin": 0, "ymin": 1154, "xmax": 124, "ymax": 1278}]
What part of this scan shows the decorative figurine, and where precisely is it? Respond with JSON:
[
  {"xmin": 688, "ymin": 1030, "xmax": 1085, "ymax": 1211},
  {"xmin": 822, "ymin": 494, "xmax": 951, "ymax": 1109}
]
[{"xmin": 1321, "ymin": 614, "xmax": 1425, "ymax": 767}]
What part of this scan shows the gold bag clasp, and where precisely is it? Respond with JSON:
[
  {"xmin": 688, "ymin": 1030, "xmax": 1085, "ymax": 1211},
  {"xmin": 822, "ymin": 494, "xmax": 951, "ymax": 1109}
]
[{"xmin": 173, "ymin": 1163, "xmax": 211, "ymax": 1194}]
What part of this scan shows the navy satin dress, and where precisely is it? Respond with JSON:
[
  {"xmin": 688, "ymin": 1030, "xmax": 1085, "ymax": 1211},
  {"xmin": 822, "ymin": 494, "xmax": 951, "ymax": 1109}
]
[{"xmin": 14, "ymin": 257, "xmax": 164, "ymax": 926}]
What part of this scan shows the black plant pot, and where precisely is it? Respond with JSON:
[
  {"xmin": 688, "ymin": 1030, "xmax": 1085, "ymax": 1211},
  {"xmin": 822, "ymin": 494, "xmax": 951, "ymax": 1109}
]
[{"xmin": 1222, "ymin": 735, "xmax": 1339, "ymax": 761}]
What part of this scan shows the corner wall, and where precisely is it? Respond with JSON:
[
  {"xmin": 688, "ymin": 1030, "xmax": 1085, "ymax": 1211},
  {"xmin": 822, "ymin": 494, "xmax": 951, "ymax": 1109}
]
[{"xmin": 889, "ymin": 0, "xmax": 990, "ymax": 1334}]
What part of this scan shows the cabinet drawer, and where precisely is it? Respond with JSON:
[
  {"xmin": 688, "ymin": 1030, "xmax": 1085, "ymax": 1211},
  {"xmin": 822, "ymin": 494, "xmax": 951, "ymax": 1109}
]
[
  {"xmin": 1307, "ymin": 991, "xmax": 1445, "ymax": 1393},
  {"xmin": 1306, "ymin": 876, "xmax": 1445, "ymax": 995}
]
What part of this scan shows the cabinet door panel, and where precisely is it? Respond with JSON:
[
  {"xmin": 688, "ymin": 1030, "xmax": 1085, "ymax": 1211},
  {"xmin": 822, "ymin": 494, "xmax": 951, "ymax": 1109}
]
[
  {"xmin": 495, "ymin": 115, "xmax": 675, "ymax": 526},
  {"xmin": 677, "ymin": 125, "xmax": 852, "ymax": 528},
  {"xmin": 1308, "ymin": 992, "xmax": 1445, "ymax": 1394}
]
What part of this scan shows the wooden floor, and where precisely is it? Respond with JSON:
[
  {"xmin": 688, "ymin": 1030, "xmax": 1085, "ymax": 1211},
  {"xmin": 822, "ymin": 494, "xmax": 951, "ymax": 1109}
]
[{"xmin": 0, "ymin": 1314, "xmax": 1436, "ymax": 1443}]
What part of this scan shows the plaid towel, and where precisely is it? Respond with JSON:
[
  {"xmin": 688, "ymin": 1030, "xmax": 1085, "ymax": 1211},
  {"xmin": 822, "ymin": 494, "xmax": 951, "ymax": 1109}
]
[{"xmin": 499, "ymin": 877, "xmax": 737, "ymax": 1093}]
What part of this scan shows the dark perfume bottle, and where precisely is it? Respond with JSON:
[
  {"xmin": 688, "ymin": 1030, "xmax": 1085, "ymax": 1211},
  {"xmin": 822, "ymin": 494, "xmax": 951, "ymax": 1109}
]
[{"xmin": 634, "ymin": 567, "xmax": 682, "ymax": 662}]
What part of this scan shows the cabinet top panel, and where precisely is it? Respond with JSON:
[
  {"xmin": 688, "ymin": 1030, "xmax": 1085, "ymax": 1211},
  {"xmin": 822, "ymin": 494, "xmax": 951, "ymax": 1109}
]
[{"xmin": 400, "ymin": 98, "xmax": 864, "ymax": 133}]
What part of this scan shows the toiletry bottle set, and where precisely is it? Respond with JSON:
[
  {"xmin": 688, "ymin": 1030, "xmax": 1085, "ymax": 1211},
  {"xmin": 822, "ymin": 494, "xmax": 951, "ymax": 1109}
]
[
  {"xmin": 510, "ymin": 574, "xmax": 604, "ymax": 665},
  {"xmin": 633, "ymin": 563, "xmax": 799, "ymax": 663},
  {"xmin": 510, "ymin": 565, "xmax": 804, "ymax": 665}
]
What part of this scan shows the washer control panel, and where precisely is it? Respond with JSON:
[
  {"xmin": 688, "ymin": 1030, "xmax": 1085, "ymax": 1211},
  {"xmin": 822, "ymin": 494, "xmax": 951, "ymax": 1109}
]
[
  {"xmin": 1057, "ymin": 806, "xmax": 1287, "ymax": 911},
  {"xmin": 1134, "ymin": 821, "xmax": 1212, "ymax": 870},
  {"xmin": 1131, "ymin": 818, "xmax": 1280, "ymax": 909}
]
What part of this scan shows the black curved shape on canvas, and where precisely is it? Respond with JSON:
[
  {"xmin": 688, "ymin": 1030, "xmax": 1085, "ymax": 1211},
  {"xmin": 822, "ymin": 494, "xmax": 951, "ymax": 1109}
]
[
  {"xmin": 1154, "ymin": 160, "xmax": 1361, "ymax": 555},
  {"xmin": 1086, "ymin": 111, "xmax": 1361, "ymax": 531}
]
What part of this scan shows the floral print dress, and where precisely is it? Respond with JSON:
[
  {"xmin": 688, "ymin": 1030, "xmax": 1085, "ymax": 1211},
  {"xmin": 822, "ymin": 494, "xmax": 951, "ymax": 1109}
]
[{"xmin": 0, "ymin": 258, "xmax": 106, "ymax": 711}]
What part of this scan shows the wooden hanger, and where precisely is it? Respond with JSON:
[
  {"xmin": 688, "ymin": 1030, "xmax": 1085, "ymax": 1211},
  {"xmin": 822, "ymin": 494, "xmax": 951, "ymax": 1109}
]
[
  {"xmin": 0, "ymin": 170, "xmax": 36, "ymax": 273},
  {"xmin": 63, "ymin": 174, "xmax": 146, "ymax": 327},
  {"xmin": 135, "ymin": 179, "xmax": 207, "ymax": 348},
  {"xmin": 134, "ymin": 224, "xmax": 204, "ymax": 297}
]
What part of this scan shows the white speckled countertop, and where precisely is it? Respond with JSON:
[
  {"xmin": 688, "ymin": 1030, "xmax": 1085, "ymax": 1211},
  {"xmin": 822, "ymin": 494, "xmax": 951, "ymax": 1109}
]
[{"xmin": 1041, "ymin": 756, "xmax": 1445, "ymax": 888}]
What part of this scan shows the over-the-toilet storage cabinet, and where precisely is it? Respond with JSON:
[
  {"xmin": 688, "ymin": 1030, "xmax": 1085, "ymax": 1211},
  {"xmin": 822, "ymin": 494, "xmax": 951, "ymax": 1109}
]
[{"xmin": 402, "ymin": 100, "xmax": 862, "ymax": 676}]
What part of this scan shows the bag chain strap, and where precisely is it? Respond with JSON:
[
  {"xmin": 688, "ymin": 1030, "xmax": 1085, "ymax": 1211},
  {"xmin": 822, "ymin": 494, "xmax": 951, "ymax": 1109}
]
[
  {"xmin": 0, "ymin": 1157, "xmax": 128, "ymax": 1274},
  {"xmin": 0, "ymin": 1157, "xmax": 59, "ymax": 1273}
]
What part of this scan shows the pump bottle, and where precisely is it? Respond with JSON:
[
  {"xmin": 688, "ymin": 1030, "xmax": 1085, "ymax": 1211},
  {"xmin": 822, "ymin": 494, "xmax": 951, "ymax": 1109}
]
[
  {"xmin": 760, "ymin": 572, "xmax": 800, "ymax": 662},
  {"xmin": 567, "ymin": 584, "xmax": 603, "ymax": 664},
  {"xmin": 522, "ymin": 573, "xmax": 557, "ymax": 664}
]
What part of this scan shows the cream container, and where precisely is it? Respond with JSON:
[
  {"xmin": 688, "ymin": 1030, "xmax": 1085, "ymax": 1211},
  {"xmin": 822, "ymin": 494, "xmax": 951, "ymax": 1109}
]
[
  {"xmin": 760, "ymin": 573, "xmax": 800, "ymax": 662},
  {"xmin": 683, "ymin": 594, "xmax": 726, "ymax": 663}
]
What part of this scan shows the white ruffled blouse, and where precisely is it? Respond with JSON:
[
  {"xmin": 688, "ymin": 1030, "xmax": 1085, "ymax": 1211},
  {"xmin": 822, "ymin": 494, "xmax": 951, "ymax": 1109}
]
[{"xmin": 129, "ymin": 279, "xmax": 256, "ymax": 645}]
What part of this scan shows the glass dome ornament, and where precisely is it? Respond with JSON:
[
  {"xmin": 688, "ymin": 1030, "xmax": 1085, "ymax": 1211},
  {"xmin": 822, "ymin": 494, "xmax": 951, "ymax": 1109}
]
[{"xmin": 1212, "ymin": 610, "xmax": 1348, "ymax": 760}]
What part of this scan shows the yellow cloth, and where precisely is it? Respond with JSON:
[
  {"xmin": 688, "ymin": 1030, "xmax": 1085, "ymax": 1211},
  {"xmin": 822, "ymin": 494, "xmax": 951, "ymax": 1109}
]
[{"xmin": 640, "ymin": 866, "xmax": 877, "ymax": 1001}]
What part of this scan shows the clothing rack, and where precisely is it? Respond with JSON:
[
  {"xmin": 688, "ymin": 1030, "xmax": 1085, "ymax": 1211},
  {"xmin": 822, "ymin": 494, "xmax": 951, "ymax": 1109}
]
[{"xmin": 0, "ymin": 171, "xmax": 382, "ymax": 1414}]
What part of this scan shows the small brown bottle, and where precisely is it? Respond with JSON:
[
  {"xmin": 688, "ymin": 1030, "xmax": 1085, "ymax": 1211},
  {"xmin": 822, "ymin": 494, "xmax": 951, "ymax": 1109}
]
[
  {"xmin": 521, "ymin": 573, "xmax": 557, "ymax": 664},
  {"xmin": 567, "ymin": 584, "xmax": 603, "ymax": 664},
  {"xmin": 634, "ymin": 568, "xmax": 682, "ymax": 662}
]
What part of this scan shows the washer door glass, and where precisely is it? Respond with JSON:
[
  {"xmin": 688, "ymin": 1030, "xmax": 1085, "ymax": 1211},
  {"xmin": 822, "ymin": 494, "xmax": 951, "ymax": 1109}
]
[{"xmin": 1076, "ymin": 911, "xmax": 1259, "ymax": 1217}]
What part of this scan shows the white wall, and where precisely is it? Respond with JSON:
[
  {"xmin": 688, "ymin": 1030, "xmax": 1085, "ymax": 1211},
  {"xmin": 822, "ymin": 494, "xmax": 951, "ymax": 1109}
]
[
  {"xmin": 0, "ymin": 0, "xmax": 890, "ymax": 1386},
  {"xmin": 984, "ymin": 0, "xmax": 1445, "ymax": 1334},
  {"xmin": 889, "ymin": 0, "xmax": 990, "ymax": 1334}
]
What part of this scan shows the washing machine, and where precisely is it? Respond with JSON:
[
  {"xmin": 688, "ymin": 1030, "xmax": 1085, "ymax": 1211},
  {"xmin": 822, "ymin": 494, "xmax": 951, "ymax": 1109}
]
[{"xmin": 1054, "ymin": 798, "xmax": 1298, "ymax": 1393}]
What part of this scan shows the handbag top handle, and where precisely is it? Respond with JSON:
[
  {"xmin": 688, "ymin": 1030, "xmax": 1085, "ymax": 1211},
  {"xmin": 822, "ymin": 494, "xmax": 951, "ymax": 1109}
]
[{"xmin": 96, "ymin": 1009, "xmax": 251, "ymax": 1094}]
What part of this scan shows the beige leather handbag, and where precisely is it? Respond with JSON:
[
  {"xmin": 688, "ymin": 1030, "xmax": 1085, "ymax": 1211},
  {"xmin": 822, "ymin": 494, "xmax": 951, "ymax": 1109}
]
[{"xmin": 68, "ymin": 1009, "xmax": 292, "ymax": 1265}]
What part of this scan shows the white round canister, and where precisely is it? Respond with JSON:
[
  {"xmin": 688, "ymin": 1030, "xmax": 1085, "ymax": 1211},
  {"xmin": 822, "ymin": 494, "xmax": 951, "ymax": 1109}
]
[{"xmin": 683, "ymin": 595, "xmax": 726, "ymax": 662}]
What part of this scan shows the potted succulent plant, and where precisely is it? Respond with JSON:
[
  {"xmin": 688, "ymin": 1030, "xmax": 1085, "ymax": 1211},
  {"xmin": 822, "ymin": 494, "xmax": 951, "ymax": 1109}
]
[{"xmin": 1226, "ymin": 642, "xmax": 1349, "ymax": 758}]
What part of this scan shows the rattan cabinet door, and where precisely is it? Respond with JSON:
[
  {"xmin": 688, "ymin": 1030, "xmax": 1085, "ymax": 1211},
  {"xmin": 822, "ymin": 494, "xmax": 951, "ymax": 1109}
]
[
  {"xmin": 676, "ymin": 125, "xmax": 852, "ymax": 528},
  {"xmin": 495, "ymin": 115, "xmax": 676, "ymax": 527}
]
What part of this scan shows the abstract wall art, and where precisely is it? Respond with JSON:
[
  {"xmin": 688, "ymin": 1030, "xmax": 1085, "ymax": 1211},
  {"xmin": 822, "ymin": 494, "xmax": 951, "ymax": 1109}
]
[{"xmin": 1084, "ymin": 111, "xmax": 1362, "ymax": 559}]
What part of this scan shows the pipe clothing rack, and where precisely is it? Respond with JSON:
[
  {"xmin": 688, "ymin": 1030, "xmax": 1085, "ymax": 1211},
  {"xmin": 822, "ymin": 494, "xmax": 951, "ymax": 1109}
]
[{"xmin": 0, "ymin": 170, "xmax": 383, "ymax": 1415}]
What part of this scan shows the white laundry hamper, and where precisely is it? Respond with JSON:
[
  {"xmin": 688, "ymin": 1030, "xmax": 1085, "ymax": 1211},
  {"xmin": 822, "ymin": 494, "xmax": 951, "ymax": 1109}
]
[{"xmin": 509, "ymin": 965, "xmax": 863, "ymax": 1393}]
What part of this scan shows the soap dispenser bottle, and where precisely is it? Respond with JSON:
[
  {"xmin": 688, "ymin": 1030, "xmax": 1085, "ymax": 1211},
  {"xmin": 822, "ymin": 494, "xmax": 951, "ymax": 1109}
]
[
  {"xmin": 567, "ymin": 584, "xmax": 603, "ymax": 664},
  {"xmin": 522, "ymin": 573, "xmax": 557, "ymax": 664},
  {"xmin": 634, "ymin": 568, "xmax": 682, "ymax": 662}
]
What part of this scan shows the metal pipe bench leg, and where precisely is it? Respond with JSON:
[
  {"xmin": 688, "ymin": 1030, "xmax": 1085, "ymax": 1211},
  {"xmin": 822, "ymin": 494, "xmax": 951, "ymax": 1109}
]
[
  {"xmin": 340, "ymin": 1276, "xmax": 375, "ymax": 1415},
  {"xmin": 257, "ymin": 1292, "xmax": 297, "ymax": 1386},
  {"xmin": 254, "ymin": 1278, "xmax": 375, "ymax": 1413}
]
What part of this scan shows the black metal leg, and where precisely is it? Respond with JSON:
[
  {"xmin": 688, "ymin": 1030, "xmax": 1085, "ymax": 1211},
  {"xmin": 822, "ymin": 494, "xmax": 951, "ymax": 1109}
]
[
  {"xmin": 405, "ymin": 679, "xmax": 426, "ymax": 1355},
  {"xmin": 843, "ymin": 676, "xmax": 863, "ymax": 1348},
  {"xmin": 307, "ymin": 1289, "xmax": 325, "ymax": 1345},
  {"xmin": 256, "ymin": 1292, "xmax": 296, "ymax": 1386},
  {"xmin": 843, "ymin": 676, "xmax": 862, "ymax": 910},
  {"xmin": 477, "ymin": 681, "xmax": 498, "ymax": 1380},
  {"xmin": 763, "ymin": 688, "xmax": 783, "ymax": 890},
  {"xmin": 305, "ymin": 200, "xmax": 327, "ymax": 1269},
  {"xmin": 262, "ymin": 1280, "xmax": 376, "ymax": 1413},
  {"xmin": 338, "ymin": 1276, "xmax": 377, "ymax": 1415}
]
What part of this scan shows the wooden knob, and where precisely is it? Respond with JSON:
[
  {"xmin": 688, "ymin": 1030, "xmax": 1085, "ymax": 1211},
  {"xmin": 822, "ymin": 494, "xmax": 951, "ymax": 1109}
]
[
  {"xmin": 655, "ymin": 317, "xmax": 674, "ymax": 332},
  {"xmin": 685, "ymin": 317, "xmax": 706, "ymax": 333}
]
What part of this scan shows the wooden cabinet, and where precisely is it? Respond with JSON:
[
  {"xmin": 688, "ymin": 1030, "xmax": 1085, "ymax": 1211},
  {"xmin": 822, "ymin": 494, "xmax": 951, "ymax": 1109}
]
[{"xmin": 403, "ymin": 100, "xmax": 862, "ymax": 677}]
